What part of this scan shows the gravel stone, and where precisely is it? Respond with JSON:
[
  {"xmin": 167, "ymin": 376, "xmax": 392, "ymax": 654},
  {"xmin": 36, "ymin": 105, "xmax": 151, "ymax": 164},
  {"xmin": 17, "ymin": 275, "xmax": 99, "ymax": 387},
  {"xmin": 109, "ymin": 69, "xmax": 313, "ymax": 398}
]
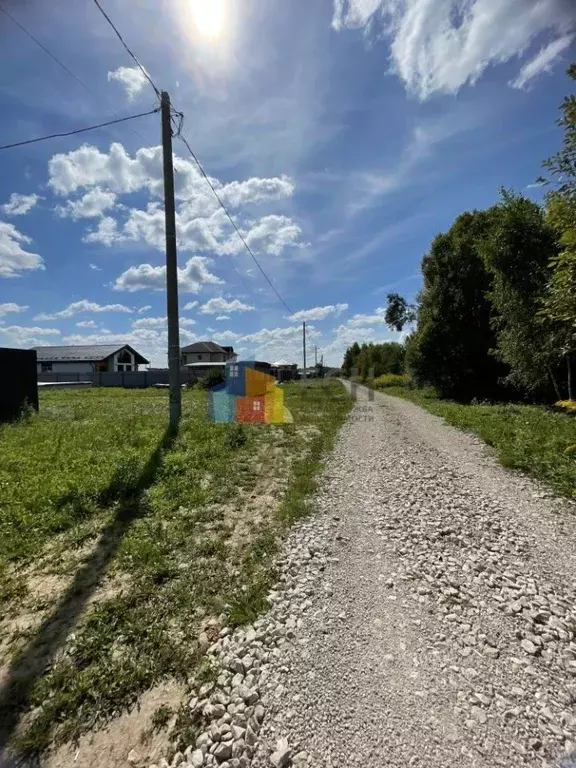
[{"xmin": 165, "ymin": 383, "xmax": 576, "ymax": 768}]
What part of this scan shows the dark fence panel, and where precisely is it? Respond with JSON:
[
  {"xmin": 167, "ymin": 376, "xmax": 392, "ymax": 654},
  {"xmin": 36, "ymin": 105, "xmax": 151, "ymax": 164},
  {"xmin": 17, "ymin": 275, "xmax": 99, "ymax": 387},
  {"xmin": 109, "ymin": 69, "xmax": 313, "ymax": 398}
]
[
  {"xmin": 0, "ymin": 348, "xmax": 38, "ymax": 422},
  {"xmin": 37, "ymin": 369, "xmax": 198, "ymax": 388}
]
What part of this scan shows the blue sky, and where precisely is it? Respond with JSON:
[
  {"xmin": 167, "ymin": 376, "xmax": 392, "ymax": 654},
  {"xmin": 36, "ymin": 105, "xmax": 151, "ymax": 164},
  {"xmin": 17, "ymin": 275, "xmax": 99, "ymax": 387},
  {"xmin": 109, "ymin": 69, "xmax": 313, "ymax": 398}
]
[{"xmin": 0, "ymin": 0, "xmax": 574, "ymax": 366}]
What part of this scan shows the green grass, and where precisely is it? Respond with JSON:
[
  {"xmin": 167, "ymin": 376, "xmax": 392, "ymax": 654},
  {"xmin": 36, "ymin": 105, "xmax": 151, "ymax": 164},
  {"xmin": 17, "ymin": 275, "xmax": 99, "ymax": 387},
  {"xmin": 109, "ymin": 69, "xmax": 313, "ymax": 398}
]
[
  {"xmin": 0, "ymin": 381, "xmax": 352, "ymax": 758},
  {"xmin": 382, "ymin": 386, "xmax": 576, "ymax": 498}
]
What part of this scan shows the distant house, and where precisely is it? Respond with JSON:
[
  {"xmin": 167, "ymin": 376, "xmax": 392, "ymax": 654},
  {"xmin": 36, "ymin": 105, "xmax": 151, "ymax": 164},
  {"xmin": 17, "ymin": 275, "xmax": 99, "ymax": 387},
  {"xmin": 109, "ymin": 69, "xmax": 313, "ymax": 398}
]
[
  {"xmin": 271, "ymin": 359, "xmax": 298, "ymax": 382},
  {"xmin": 181, "ymin": 341, "xmax": 237, "ymax": 378},
  {"xmin": 33, "ymin": 344, "xmax": 149, "ymax": 374}
]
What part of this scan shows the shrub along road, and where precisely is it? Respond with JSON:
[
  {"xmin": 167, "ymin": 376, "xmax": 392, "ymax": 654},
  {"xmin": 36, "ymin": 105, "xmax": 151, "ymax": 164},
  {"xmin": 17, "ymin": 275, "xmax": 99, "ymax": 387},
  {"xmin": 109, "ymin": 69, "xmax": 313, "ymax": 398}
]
[{"xmin": 187, "ymin": 383, "xmax": 576, "ymax": 768}]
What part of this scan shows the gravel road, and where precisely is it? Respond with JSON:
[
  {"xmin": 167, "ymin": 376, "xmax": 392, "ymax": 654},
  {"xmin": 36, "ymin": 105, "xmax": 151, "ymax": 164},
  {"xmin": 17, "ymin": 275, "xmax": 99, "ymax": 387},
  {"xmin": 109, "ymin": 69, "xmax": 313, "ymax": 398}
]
[{"xmin": 175, "ymin": 383, "xmax": 576, "ymax": 768}]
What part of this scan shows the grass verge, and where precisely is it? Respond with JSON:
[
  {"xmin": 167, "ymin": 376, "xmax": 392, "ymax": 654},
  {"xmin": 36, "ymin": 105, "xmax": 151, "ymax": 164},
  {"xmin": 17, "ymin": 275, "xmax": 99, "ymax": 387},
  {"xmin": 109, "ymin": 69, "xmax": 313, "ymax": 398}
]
[
  {"xmin": 0, "ymin": 381, "xmax": 351, "ymax": 760},
  {"xmin": 380, "ymin": 386, "xmax": 576, "ymax": 498}
]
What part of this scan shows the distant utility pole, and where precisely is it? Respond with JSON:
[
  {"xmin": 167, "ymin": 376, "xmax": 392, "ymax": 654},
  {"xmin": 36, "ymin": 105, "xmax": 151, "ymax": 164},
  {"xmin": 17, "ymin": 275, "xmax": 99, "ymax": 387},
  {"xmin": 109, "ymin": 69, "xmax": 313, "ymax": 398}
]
[
  {"xmin": 161, "ymin": 91, "xmax": 181, "ymax": 428},
  {"xmin": 302, "ymin": 321, "xmax": 307, "ymax": 382}
]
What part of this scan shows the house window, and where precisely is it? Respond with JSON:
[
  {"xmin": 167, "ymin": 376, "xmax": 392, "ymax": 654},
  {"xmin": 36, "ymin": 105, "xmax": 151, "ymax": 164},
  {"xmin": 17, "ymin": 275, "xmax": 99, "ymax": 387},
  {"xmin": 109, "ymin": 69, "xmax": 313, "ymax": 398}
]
[
  {"xmin": 253, "ymin": 400, "xmax": 262, "ymax": 412},
  {"xmin": 41, "ymin": 362, "xmax": 52, "ymax": 373},
  {"xmin": 197, "ymin": 354, "xmax": 202, "ymax": 360},
  {"xmin": 229, "ymin": 364, "xmax": 239, "ymax": 378},
  {"xmin": 116, "ymin": 349, "xmax": 134, "ymax": 373}
]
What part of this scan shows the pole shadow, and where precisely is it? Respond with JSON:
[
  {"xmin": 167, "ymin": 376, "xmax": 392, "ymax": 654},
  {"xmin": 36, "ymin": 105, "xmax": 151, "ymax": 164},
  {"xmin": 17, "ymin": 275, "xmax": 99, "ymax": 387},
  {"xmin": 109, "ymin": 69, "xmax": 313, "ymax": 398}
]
[{"xmin": 0, "ymin": 423, "xmax": 179, "ymax": 760}]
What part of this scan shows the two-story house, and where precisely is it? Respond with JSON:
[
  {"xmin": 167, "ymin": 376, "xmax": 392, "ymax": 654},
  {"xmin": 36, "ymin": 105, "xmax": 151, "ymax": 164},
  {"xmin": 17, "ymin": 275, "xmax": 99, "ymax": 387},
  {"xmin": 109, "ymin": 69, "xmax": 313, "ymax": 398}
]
[{"xmin": 181, "ymin": 341, "xmax": 236, "ymax": 377}]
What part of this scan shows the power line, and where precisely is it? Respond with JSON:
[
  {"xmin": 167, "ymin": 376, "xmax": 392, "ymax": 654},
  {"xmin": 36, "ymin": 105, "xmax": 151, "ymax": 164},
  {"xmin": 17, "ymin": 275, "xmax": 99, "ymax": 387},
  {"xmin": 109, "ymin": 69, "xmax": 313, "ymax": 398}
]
[
  {"xmin": 173, "ymin": 127, "xmax": 294, "ymax": 316},
  {"xmin": 0, "ymin": 4, "xmax": 150, "ymax": 146},
  {"xmin": 0, "ymin": 108, "xmax": 159, "ymax": 150},
  {"xmin": 90, "ymin": 0, "xmax": 161, "ymax": 99}
]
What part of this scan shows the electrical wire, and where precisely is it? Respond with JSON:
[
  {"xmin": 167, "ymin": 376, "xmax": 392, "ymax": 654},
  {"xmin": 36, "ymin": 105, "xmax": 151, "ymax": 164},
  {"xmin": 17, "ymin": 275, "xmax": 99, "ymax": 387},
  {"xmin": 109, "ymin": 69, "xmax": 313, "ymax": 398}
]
[
  {"xmin": 90, "ymin": 0, "xmax": 161, "ymax": 99},
  {"xmin": 0, "ymin": 4, "xmax": 150, "ymax": 146},
  {"xmin": 0, "ymin": 108, "xmax": 159, "ymax": 150},
  {"xmin": 173, "ymin": 127, "xmax": 294, "ymax": 316}
]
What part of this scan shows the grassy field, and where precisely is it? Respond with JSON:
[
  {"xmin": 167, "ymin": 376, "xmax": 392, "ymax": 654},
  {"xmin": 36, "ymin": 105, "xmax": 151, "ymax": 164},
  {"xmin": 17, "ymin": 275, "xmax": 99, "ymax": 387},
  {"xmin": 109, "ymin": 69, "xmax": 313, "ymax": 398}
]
[
  {"xmin": 382, "ymin": 386, "xmax": 576, "ymax": 498},
  {"xmin": 0, "ymin": 382, "xmax": 352, "ymax": 760}
]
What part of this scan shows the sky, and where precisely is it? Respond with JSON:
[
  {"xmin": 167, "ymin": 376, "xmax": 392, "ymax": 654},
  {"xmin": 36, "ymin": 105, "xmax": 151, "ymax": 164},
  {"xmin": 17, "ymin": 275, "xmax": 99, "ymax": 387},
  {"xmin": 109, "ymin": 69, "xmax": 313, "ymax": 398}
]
[{"xmin": 0, "ymin": 0, "xmax": 574, "ymax": 368}]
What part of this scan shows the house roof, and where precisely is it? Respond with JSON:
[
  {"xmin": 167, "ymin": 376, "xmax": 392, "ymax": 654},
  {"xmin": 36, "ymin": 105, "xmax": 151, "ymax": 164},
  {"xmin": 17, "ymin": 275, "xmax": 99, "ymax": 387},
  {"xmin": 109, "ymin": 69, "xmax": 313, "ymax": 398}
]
[
  {"xmin": 181, "ymin": 341, "xmax": 229, "ymax": 354},
  {"xmin": 32, "ymin": 344, "xmax": 149, "ymax": 364}
]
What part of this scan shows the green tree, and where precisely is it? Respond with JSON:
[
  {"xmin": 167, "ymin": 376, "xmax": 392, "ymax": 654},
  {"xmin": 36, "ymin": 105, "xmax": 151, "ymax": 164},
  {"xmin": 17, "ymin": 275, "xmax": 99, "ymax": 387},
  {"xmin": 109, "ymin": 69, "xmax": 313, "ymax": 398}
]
[
  {"xmin": 540, "ymin": 63, "xmax": 576, "ymax": 198},
  {"xmin": 540, "ymin": 200, "xmax": 576, "ymax": 398},
  {"xmin": 342, "ymin": 341, "xmax": 360, "ymax": 377},
  {"xmin": 539, "ymin": 63, "xmax": 576, "ymax": 399},
  {"xmin": 384, "ymin": 293, "xmax": 416, "ymax": 332},
  {"xmin": 400, "ymin": 210, "xmax": 504, "ymax": 399},
  {"xmin": 340, "ymin": 341, "xmax": 405, "ymax": 379},
  {"xmin": 480, "ymin": 190, "xmax": 559, "ymax": 396}
]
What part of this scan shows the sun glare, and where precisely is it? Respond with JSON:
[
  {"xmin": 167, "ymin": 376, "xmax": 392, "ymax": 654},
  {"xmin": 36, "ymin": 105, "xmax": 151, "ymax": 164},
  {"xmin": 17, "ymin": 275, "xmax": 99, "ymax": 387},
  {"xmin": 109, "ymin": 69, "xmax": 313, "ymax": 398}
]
[{"xmin": 190, "ymin": 0, "xmax": 226, "ymax": 39}]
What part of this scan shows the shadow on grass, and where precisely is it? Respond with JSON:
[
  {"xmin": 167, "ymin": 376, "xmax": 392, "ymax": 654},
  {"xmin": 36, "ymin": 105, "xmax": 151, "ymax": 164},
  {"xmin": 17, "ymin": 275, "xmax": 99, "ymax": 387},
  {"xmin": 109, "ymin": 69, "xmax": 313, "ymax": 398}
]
[{"xmin": 0, "ymin": 423, "xmax": 178, "ymax": 757}]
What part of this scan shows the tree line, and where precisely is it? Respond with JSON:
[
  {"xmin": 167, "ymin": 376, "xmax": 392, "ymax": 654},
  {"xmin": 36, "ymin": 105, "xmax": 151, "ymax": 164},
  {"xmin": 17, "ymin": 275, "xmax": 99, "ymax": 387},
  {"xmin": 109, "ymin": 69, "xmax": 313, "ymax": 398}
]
[{"xmin": 342, "ymin": 63, "xmax": 576, "ymax": 403}]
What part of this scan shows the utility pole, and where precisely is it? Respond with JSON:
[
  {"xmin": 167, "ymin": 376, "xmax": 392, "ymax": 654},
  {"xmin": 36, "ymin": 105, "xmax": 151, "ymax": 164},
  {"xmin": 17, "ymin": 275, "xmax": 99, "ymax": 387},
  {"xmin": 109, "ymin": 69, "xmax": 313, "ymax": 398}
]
[
  {"xmin": 302, "ymin": 321, "xmax": 307, "ymax": 382},
  {"xmin": 161, "ymin": 91, "xmax": 181, "ymax": 428}
]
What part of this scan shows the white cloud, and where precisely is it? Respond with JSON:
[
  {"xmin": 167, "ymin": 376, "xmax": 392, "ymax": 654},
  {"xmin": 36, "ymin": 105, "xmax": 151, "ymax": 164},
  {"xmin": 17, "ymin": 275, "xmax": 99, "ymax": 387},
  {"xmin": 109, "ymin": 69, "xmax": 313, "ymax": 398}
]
[
  {"xmin": 510, "ymin": 33, "xmax": 574, "ymax": 89},
  {"xmin": 48, "ymin": 143, "xmax": 161, "ymax": 197},
  {"xmin": 48, "ymin": 143, "xmax": 294, "ymax": 206},
  {"xmin": 2, "ymin": 193, "xmax": 40, "ymax": 216},
  {"xmin": 288, "ymin": 303, "xmax": 348, "ymax": 322},
  {"xmin": 215, "ymin": 315, "xmax": 230, "ymax": 321},
  {"xmin": 219, "ymin": 176, "xmax": 294, "ymax": 207},
  {"xmin": 184, "ymin": 301, "xmax": 199, "ymax": 310},
  {"xmin": 35, "ymin": 299, "xmax": 134, "ymax": 320},
  {"xmin": 0, "ymin": 222, "xmax": 44, "ymax": 278},
  {"xmin": 113, "ymin": 256, "xmax": 223, "ymax": 293},
  {"xmin": 199, "ymin": 297, "xmax": 255, "ymax": 315},
  {"xmin": 0, "ymin": 325, "xmax": 60, "ymax": 348},
  {"xmin": 89, "ymin": 263, "xmax": 102, "ymax": 270},
  {"xmin": 57, "ymin": 188, "xmax": 116, "ymax": 219},
  {"xmin": 47, "ymin": 143, "xmax": 302, "ymax": 260},
  {"xmin": 132, "ymin": 316, "xmax": 167, "ymax": 329},
  {"xmin": 212, "ymin": 330, "xmax": 243, "ymax": 343},
  {"xmin": 348, "ymin": 306, "xmax": 388, "ymax": 326},
  {"xmin": 332, "ymin": 0, "xmax": 575, "ymax": 99},
  {"xmin": 245, "ymin": 215, "xmax": 304, "ymax": 256},
  {"xmin": 138, "ymin": 305, "xmax": 152, "ymax": 313},
  {"xmin": 0, "ymin": 302, "xmax": 28, "ymax": 317},
  {"xmin": 76, "ymin": 320, "xmax": 97, "ymax": 328},
  {"xmin": 107, "ymin": 65, "xmax": 149, "ymax": 100},
  {"xmin": 83, "ymin": 216, "xmax": 120, "ymax": 246}
]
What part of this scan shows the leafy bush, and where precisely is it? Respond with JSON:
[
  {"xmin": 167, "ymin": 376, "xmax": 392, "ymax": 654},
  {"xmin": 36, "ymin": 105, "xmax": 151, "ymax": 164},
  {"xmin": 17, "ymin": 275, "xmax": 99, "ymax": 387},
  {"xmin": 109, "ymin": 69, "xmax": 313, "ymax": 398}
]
[
  {"xmin": 199, "ymin": 368, "xmax": 225, "ymax": 390},
  {"xmin": 372, "ymin": 373, "xmax": 411, "ymax": 389}
]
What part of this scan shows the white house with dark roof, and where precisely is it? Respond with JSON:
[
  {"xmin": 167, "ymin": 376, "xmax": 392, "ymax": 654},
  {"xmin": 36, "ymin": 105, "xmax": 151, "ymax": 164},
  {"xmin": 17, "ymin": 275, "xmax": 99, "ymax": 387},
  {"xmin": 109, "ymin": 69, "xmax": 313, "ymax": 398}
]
[
  {"xmin": 180, "ymin": 341, "xmax": 236, "ymax": 367},
  {"xmin": 32, "ymin": 344, "xmax": 149, "ymax": 374}
]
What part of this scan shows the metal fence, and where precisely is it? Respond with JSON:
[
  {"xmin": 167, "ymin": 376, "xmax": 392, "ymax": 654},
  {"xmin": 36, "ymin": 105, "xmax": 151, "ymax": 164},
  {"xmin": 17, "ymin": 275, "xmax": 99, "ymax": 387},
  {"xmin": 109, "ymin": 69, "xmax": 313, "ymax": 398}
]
[{"xmin": 37, "ymin": 369, "xmax": 198, "ymax": 388}]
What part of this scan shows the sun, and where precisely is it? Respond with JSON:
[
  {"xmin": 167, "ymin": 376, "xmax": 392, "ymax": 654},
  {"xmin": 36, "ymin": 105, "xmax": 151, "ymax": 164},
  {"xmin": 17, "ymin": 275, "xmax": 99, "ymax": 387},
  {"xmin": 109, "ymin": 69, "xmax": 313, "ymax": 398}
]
[{"xmin": 190, "ymin": 0, "xmax": 226, "ymax": 39}]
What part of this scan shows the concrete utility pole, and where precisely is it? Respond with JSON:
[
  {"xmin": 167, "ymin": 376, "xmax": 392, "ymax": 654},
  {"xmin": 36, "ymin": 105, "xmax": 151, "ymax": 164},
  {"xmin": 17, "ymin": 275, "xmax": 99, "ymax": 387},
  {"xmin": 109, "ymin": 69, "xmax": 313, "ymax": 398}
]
[
  {"xmin": 161, "ymin": 91, "xmax": 181, "ymax": 428},
  {"xmin": 302, "ymin": 321, "xmax": 307, "ymax": 382}
]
